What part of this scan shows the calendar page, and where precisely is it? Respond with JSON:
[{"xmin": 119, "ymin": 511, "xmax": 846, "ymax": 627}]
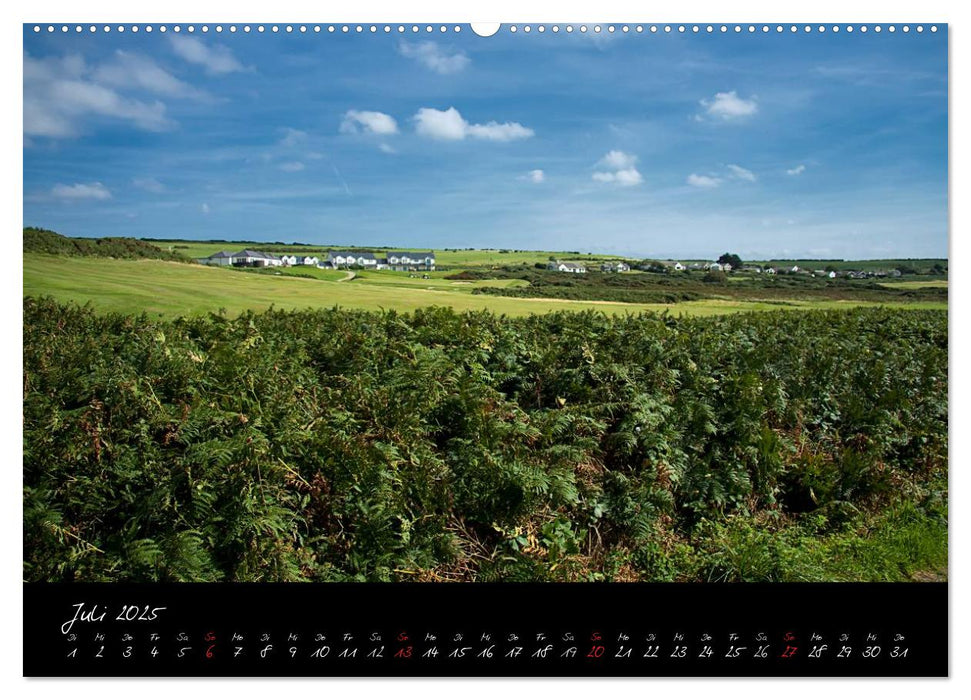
[{"xmin": 22, "ymin": 20, "xmax": 948, "ymax": 678}]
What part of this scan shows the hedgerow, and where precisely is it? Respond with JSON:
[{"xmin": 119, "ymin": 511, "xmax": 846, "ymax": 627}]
[{"xmin": 23, "ymin": 298, "xmax": 947, "ymax": 582}]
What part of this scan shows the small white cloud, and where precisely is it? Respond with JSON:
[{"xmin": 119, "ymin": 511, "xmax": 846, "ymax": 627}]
[
  {"xmin": 592, "ymin": 169, "xmax": 644, "ymax": 186},
  {"xmin": 51, "ymin": 181, "xmax": 112, "ymax": 200},
  {"xmin": 699, "ymin": 90, "xmax": 758, "ymax": 120},
  {"xmin": 305, "ymin": 151, "xmax": 325, "ymax": 160},
  {"xmin": 598, "ymin": 150, "xmax": 637, "ymax": 170},
  {"xmin": 592, "ymin": 151, "xmax": 643, "ymax": 186},
  {"xmin": 518, "ymin": 169, "xmax": 545, "ymax": 183},
  {"xmin": 398, "ymin": 41, "xmax": 470, "ymax": 74},
  {"xmin": 132, "ymin": 177, "xmax": 166, "ymax": 193},
  {"xmin": 686, "ymin": 173, "xmax": 722, "ymax": 188},
  {"xmin": 787, "ymin": 164, "xmax": 807, "ymax": 175},
  {"xmin": 413, "ymin": 107, "xmax": 533, "ymax": 142},
  {"xmin": 340, "ymin": 110, "xmax": 399, "ymax": 136},
  {"xmin": 201, "ymin": 203, "xmax": 210, "ymax": 214},
  {"xmin": 727, "ymin": 164, "xmax": 756, "ymax": 182},
  {"xmin": 279, "ymin": 161, "xmax": 305, "ymax": 172},
  {"xmin": 169, "ymin": 35, "xmax": 244, "ymax": 75},
  {"xmin": 379, "ymin": 143, "xmax": 397, "ymax": 154},
  {"xmin": 279, "ymin": 127, "xmax": 308, "ymax": 147}
]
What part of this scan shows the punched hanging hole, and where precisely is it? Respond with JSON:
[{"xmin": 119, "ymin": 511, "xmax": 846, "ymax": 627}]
[{"xmin": 470, "ymin": 23, "xmax": 501, "ymax": 37}]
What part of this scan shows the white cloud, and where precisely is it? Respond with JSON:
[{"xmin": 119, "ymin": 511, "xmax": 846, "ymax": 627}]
[
  {"xmin": 24, "ymin": 53, "xmax": 173, "ymax": 138},
  {"xmin": 279, "ymin": 161, "xmax": 305, "ymax": 172},
  {"xmin": 687, "ymin": 173, "xmax": 722, "ymax": 188},
  {"xmin": 592, "ymin": 151, "xmax": 643, "ymax": 187},
  {"xmin": 699, "ymin": 90, "xmax": 758, "ymax": 120},
  {"xmin": 169, "ymin": 36, "xmax": 244, "ymax": 75},
  {"xmin": 379, "ymin": 143, "xmax": 397, "ymax": 154},
  {"xmin": 132, "ymin": 177, "xmax": 166, "ymax": 193},
  {"xmin": 519, "ymin": 169, "xmax": 545, "ymax": 183},
  {"xmin": 727, "ymin": 164, "xmax": 756, "ymax": 182},
  {"xmin": 93, "ymin": 50, "xmax": 203, "ymax": 99},
  {"xmin": 787, "ymin": 164, "xmax": 807, "ymax": 175},
  {"xmin": 398, "ymin": 41, "xmax": 470, "ymax": 74},
  {"xmin": 592, "ymin": 169, "xmax": 643, "ymax": 186},
  {"xmin": 51, "ymin": 182, "xmax": 111, "ymax": 201},
  {"xmin": 340, "ymin": 110, "xmax": 399, "ymax": 136},
  {"xmin": 598, "ymin": 150, "xmax": 637, "ymax": 170},
  {"xmin": 279, "ymin": 127, "xmax": 308, "ymax": 147},
  {"xmin": 413, "ymin": 107, "xmax": 533, "ymax": 142},
  {"xmin": 201, "ymin": 203, "xmax": 211, "ymax": 214}
]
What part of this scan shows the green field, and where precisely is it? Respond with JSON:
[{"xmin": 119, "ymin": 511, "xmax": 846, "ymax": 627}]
[
  {"xmin": 24, "ymin": 254, "xmax": 948, "ymax": 318},
  {"xmin": 878, "ymin": 279, "xmax": 949, "ymax": 289},
  {"xmin": 153, "ymin": 240, "xmax": 616, "ymax": 268}
]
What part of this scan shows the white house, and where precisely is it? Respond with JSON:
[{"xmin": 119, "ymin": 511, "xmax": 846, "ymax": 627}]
[
  {"xmin": 548, "ymin": 261, "xmax": 587, "ymax": 273},
  {"xmin": 601, "ymin": 261, "xmax": 631, "ymax": 273},
  {"xmin": 327, "ymin": 251, "xmax": 377, "ymax": 268},
  {"xmin": 672, "ymin": 262, "xmax": 686, "ymax": 271},
  {"xmin": 386, "ymin": 251, "xmax": 436, "ymax": 270},
  {"xmin": 199, "ymin": 251, "xmax": 236, "ymax": 266},
  {"xmin": 231, "ymin": 250, "xmax": 283, "ymax": 267},
  {"xmin": 279, "ymin": 254, "xmax": 298, "ymax": 266},
  {"xmin": 707, "ymin": 262, "xmax": 724, "ymax": 272}
]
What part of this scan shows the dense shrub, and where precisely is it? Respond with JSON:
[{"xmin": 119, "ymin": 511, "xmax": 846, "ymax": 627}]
[
  {"xmin": 24, "ymin": 227, "xmax": 185, "ymax": 261},
  {"xmin": 23, "ymin": 299, "xmax": 947, "ymax": 582}
]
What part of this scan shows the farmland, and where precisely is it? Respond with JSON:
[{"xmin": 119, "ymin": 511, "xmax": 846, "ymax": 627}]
[
  {"xmin": 24, "ymin": 299, "xmax": 947, "ymax": 583},
  {"xmin": 23, "ymin": 254, "xmax": 947, "ymax": 319},
  {"xmin": 22, "ymin": 232, "xmax": 949, "ymax": 584}
]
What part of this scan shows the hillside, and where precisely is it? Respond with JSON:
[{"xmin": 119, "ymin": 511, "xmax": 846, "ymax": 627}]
[{"xmin": 23, "ymin": 227, "xmax": 185, "ymax": 261}]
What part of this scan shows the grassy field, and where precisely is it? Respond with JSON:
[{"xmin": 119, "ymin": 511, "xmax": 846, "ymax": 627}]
[
  {"xmin": 878, "ymin": 279, "xmax": 949, "ymax": 289},
  {"xmin": 152, "ymin": 240, "xmax": 617, "ymax": 268},
  {"xmin": 24, "ymin": 254, "xmax": 948, "ymax": 318}
]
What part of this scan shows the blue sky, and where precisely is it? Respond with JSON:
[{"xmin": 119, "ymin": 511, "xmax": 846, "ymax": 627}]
[{"xmin": 23, "ymin": 26, "xmax": 947, "ymax": 259}]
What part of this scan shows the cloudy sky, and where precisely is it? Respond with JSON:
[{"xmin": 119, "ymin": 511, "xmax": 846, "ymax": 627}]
[{"xmin": 23, "ymin": 26, "xmax": 947, "ymax": 259}]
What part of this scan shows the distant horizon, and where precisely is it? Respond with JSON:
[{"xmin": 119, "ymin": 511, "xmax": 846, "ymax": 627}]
[
  {"xmin": 27, "ymin": 226, "xmax": 947, "ymax": 263},
  {"xmin": 24, "ymin": 27, "xmax": 947, "ymax": 259}
]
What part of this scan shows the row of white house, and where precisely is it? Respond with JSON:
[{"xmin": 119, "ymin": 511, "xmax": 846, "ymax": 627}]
[{"xmin": 199, "ymin": 249, "xmax": 436, "ymax": 271}]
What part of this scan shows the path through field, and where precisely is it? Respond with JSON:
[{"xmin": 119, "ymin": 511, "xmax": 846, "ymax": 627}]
[{"xmin": 338, "ymin": 270, "xmax": 356, "ymax": 282}]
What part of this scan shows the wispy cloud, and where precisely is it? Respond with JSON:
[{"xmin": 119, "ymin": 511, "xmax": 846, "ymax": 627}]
[
  {"xmin": 51, "ymin": 181, "xmax": 112, "ymax": 200},
  {"xmin": 398, "ymin": 41, "xmax": 470, "ymax": 75},
  {"xmin": 169, "ymin": 36, "xmax": 245, "ymax": 75},
  {"xmin": 686, "ymin": 173, "xmax": 721, "ymax": 188},
  {"xmin": 340, "ymin": 110, "xmax": 399, "ymax": 135},
  {"xmin": 279, "ymin": 161, "xmax": 305, "ymax": 172},
  {"xmin": 592, "ymin": 151, "xmax": 643, "ymax": 186},
  {"xmin": 24, "ymin": 53, "xmax": 173, "ymax": 139},
  {"xmin": 787, "ymin": 164, "xmax": 807, "ymax": 176},
  {"xmin": 698, "ymin": 90, "xmax": 758, "ymax": 121},
  {"xmin": 93, "ymin": 50, "xmax": 204, "ymax": 99},
  {"xmin": 201, "ymin": 202, "xmax": 210, "ymax": 214},
  {"xmin": 727, "ymin": 164, "xmax": 756, "ymax": 182},
  {"xmin": 413, "ymin": 107, "xmax": 533, "ymax": 142},
  {"xmin": 279, "ymin": 127, "xmax": 308, "ymax": 147},
  {"xmin": 132, "ymin": 177, "xmax": 166, "ymax": 193}
]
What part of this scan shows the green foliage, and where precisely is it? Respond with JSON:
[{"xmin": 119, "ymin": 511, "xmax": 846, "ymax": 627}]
[
  {"xmin": 24, "ymin": 227, "xmax": 185, "ymax": 261},
  {"xmin": 23, "ymin": 298, "xmax": 947, "ymax": 582}
]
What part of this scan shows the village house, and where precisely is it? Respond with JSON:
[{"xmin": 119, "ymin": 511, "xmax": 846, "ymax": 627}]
[
  {"xmin": 386, "ymin": 251, "xmax": 436, "ymax": 271},
  {"xmin": 199, "ymin": 250, "xmax": 283, "ymax": 267},
  {"xmin": 547, "ymin": 260, "xmax": 588, "ymax": 273},
  {"xmin": 280, "ymin": 254, "xmax": 320, "ymax": 266},
  {"xmin": 600, "ymin": 261, "xmax": 631, "ymax": 273},
  {"xmin": 199, "ymin": 250, "xmax": 235, "ymax": 266},
  {"xmin": 325, "ymin": 251, "xmax": 379, "ymax": 268}
]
